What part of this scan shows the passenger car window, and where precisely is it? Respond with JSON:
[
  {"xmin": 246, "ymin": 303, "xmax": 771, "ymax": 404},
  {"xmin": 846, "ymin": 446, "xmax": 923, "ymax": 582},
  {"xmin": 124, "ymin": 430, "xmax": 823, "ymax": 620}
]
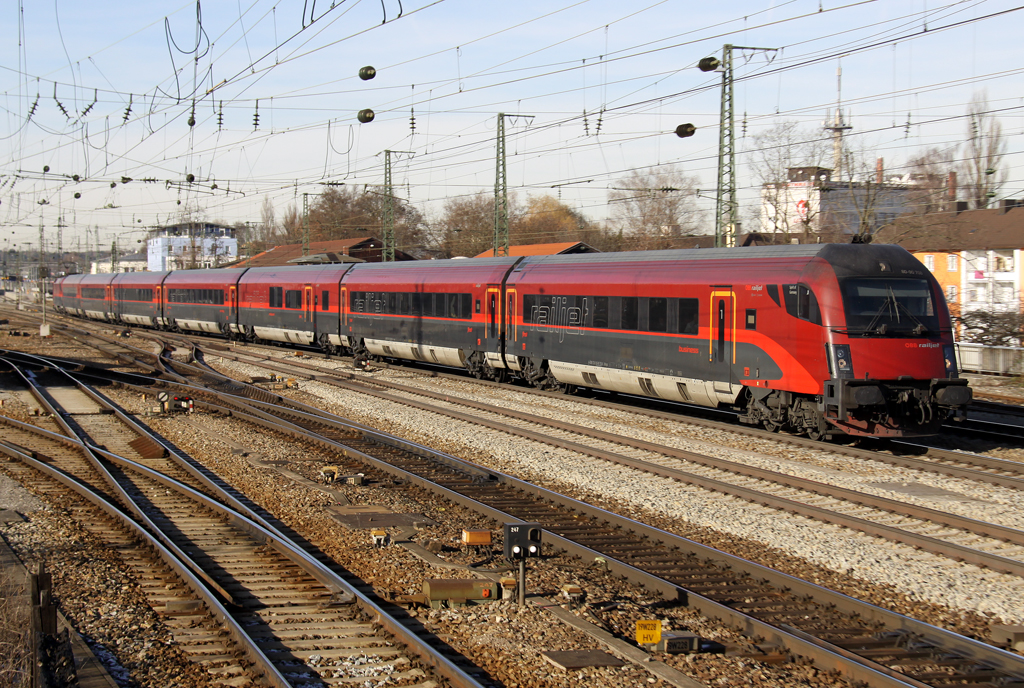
[
  {"xmin": 677, "ymin": 299, "xmax": 699, "ymax": 335},
  {"xmin": 621, "ymin": 297, "xmax": 639, "ymax": 330},
  {"xmin": 592, "ymin": 296, "xmax": 609, "ymax": 328},
  {"xmin": 649, "ymin": 298, "xmax": 667, "ymax": 332}
]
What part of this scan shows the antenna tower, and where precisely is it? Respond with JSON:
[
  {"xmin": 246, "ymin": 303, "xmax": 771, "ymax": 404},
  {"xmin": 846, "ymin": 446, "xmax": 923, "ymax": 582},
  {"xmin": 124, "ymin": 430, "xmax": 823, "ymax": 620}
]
[{"xmin": 823, "ymin": 64, "xmax": 853, "ymax": 180}]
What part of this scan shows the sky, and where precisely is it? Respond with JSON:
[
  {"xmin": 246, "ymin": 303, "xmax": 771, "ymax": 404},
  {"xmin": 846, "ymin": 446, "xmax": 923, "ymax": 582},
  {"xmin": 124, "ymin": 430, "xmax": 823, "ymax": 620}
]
[{"xmin": 1, "ymin": 0, "xmax": 1022, "ymax": 254}]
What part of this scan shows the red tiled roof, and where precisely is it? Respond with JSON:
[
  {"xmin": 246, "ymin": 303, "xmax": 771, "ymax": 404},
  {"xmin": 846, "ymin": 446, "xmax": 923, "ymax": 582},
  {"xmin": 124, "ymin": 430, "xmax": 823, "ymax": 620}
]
[
  {"xmin": 229, "ymin": 238, "xmax": 384, "ymax": 268},
  {"xmin": 472, "ymin": 241, "xmax": 598, "ymax": 258}
]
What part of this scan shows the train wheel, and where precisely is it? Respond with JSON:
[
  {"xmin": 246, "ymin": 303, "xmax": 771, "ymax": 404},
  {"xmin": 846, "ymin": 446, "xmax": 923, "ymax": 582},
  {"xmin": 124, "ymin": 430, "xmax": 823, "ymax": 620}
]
[
  {"xmin": 464, "ymin": 351, "xmax": 487, "ymax": 379},
  {"xmin": 763, "ymin": 419, "xmax": 782, "ymax": 433}
]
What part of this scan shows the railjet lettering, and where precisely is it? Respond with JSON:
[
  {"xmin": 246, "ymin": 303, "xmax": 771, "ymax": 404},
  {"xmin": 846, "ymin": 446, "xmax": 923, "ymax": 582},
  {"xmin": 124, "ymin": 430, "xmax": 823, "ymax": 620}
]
[{"xmin": 531, "ymin": 297, "xmax": 589, "ymax": 342}]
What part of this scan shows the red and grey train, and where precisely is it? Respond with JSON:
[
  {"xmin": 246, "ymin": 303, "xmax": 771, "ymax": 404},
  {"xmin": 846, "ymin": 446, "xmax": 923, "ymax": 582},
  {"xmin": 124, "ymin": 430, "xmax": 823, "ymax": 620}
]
[{"xmin": 53, "ymin": 243, "xmax": 971, "ymax": 438}]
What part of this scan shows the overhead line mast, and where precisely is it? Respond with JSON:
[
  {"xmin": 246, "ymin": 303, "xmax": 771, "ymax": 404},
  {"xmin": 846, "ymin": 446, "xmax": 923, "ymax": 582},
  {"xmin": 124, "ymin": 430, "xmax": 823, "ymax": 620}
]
[
  {"xmin": 494, "ymin": 113, "xmax": 533, "ymax": 257},
  {"xmin": 494, "ymin": 114, "xmax": 510, "ymax": 258},
  {"xmin": 700, "ymin": 44, "xmax": 777, "ymax": 248}
]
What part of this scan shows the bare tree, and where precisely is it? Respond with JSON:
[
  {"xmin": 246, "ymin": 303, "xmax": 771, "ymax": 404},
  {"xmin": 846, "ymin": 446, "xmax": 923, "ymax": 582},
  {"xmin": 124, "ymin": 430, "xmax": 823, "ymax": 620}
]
[
  {"xmin": 431, "ymin": 192, "xmax": 496, "ymax": 258},
  {"xmin": 258, "ymin": 196, "xmax": 278, "ymax": 246},
  {"xmin": 307, "ymin": 186, "xmax": 426, "ymax": 253},
  {"xmin": 905, "ymin": 146, "xmax": 956, "ymax": 215},
  {"xmin": 958, "ymin": 310, "xmax": 1024, "ymax": 346},
  {"xmin": 608, "ymin": 166, "xmax": 704, "ymax": 250},
  {"xmin": 960, "ymin": 91, "xmax": 1007, "ymax": 209},
  {"xmin": 746, "ymin": 121, "xmax": 829, "ymax": 242},
  {"xmin": 512, "ymin": 194, "xmax": 593, "ymax": 245},
  {"xmin": 280, "ymin": 203, "xmax": 301, "ymax": 243}
]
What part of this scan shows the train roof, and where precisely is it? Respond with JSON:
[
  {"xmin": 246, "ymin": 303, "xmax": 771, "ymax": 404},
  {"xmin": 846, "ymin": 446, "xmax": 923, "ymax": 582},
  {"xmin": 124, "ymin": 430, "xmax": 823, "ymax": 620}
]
[
  {"xmin": 111, "ymin": 271, "xmax": 170, "ymax": 285},
  {"xmin": 162, "ymin": 268, "xmax": 246, "ymax": 285},
  {"xmin": 348, "ymin": 256, "xmax": 521, "ymax": 271},
  {"xmin": 510, "ymin": 242, "xmax": 916, "ymax": 272}
]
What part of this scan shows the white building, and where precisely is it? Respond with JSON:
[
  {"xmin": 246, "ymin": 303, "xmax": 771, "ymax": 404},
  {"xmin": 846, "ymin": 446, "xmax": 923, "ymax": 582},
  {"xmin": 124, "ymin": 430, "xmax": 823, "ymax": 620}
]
[
  {"xmin": 760, "ymin": 166, "xmax": 916, "ymax": 240},
  {"xmin": 91, "ymin": 251, "xmax": 148, "ymax": 274},
  {"xmin": 147, "ymin": 222, "xmax": 237, "ymax": 272}
]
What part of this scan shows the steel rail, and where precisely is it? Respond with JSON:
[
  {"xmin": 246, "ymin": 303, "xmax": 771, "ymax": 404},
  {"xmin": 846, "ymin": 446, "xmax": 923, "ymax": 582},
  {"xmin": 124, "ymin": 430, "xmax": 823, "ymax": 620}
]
[
  {"xmin": 16, "ymin": 316, "xmax": 1024, "ymax": 492},
  {"xmin": 321, "ymin": 374, "xmax": 1024, "ymax": 556},
  {"xmin": 0, "ymin": 423, "xmax": 294, "ymax": 688},
  {"xmin": 13, "ymin": 346, "xmax": 1024, "ymax": 577},
  {"xmin": 14, "ymin": 354, "xmax": 1024, "ymax": 671},
  {"xmin": 189, "ymin": 395, "xmax": 1014, "ymax": 688},
  {"xmin": 187, "ymin": 338, "xmax": 1024, "ymax": 491},
  {"xmin": 13, "ymin": 311, "xmax": 1024, "ymax": 684},
  {"xmin": 0, "ymin": 361, "xmax": 492, "ymax": 688}
]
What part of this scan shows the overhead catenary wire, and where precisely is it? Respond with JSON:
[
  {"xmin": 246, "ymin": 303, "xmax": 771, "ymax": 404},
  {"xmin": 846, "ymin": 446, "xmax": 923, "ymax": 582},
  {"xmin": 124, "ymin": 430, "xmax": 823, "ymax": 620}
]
[{"xmin": 2, "ymin": 0, "xmax": 1022, "ymax": 245}]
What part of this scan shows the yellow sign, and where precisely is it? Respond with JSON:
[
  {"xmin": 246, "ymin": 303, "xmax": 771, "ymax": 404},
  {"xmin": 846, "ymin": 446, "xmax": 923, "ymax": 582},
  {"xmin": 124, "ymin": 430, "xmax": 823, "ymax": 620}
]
[{"xmin": 635, "ymin": 619, "xmax": 661, "ymax": 645}]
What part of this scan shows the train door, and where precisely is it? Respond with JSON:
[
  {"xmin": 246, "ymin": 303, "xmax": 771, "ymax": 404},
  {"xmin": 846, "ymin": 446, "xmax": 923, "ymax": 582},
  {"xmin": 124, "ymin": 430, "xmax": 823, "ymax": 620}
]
[
  {"xmin": 111, "ymin": 280, "xmax": 122, "ymax": 321},
  {"xmin": 485, "ymin": 284, "xmax": 501, "ymax": 351},
  {"xmin": 304, "ymin": 285, "xmax": 315, "ymax": 332},
  {"xmin": 506, "ymin": 288, "xmax": 517, "ymax": 351},
  {"xmin": 229, "ymin": 285, "xmax": 238, "ymax": 330},
  {"xmin": 340, "ymin": 285, "xmax": 348, "ymax": 334},
  {"xmin": 479, "ymin": 284, "xmax": 504, "ymax": 369},
  {"xmin": 709, "ymin": 288, "xmax": 735, "ymax": 388}
]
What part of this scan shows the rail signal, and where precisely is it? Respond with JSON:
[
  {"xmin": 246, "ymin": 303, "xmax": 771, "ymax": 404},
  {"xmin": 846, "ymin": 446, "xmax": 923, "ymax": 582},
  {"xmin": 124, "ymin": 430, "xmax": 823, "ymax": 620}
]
[
  {"xmin": 505, "ymin": 522, "xmax": 542, "ymax": 607},
  {"xmin": 504, "ymin": 522, "xmax": 542, "ymax": 559}
]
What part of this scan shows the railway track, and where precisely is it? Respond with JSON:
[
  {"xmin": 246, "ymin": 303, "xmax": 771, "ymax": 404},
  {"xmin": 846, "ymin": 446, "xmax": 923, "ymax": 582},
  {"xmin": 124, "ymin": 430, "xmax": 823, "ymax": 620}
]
[
  {"xmin": 174, "ymin": 344, "xmax": 1024, "ymax": 579},
  {"xmin": 157, "ymin": 331, "xmax": 1024, "ymax": 492},
  {"xmin": 0, "ymin": 355, "xmax": 488, "ymax": 688},
  {"xmin": 9, "ymin": 311, "xmax": 1024, "ymax": 686},
  {"xmin": 15, "ymin": 348, "xmax": 1022, "ymax": 687}
]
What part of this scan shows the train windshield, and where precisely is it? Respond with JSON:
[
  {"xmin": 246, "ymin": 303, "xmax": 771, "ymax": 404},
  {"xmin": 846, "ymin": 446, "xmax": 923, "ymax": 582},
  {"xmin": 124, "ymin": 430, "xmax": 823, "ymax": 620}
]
[{"xmin": 840, "ymin": 278, "xmax": 940, "ymax": 336}]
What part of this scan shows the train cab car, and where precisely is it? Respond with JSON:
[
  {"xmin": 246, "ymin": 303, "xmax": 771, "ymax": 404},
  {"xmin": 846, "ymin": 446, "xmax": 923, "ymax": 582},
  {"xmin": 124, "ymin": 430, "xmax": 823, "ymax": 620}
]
[
  {"xmin": 111, "ymin": 272, "xmax": 168, "ymax": 328},
  {"xmin": 341, "ymin": 257, "xmax": 520, "ymax": 374},
  {"xmin": 805, "ymin": 243, "xmax": 970, "ymax": 437},
  {"xmin": 505, "ymin": 244, "xmax": 969, "ymax": 438},
  {"xmin": 236, "ymin": 266, "xmax": 348, "ymax": 345},
  {"xmin": 162, "ymin": 269, "xmax": 243, "ymax": 336}
]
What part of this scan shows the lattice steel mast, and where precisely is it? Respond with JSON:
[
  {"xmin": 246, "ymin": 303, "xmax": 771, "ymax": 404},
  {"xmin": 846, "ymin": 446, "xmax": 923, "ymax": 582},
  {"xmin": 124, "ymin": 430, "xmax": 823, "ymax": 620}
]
[{"xmin": 700, "ymin": 44, "xmax": 776, "ymax": 248}]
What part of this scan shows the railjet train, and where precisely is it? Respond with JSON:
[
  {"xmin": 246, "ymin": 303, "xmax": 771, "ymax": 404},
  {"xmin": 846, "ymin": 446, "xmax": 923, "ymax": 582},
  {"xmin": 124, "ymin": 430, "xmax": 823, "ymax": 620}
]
[{"xmin": 53, "ymin": 243, "xmax": 971, "ymax": 438}]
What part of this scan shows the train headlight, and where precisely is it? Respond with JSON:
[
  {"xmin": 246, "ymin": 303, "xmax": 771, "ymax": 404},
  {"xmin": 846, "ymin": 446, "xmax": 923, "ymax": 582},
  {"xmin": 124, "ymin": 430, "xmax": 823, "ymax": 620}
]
[
  {"xmin": 943, "ymin": 345, "xmax": 957, "ymax": 376},
  {"xmin": 935, "ymin": 385, "xmax": 972, "ymax": 407},
  {"xmin": 850, "ymin": 385, "xmax": 885, "ymax": 406}
]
